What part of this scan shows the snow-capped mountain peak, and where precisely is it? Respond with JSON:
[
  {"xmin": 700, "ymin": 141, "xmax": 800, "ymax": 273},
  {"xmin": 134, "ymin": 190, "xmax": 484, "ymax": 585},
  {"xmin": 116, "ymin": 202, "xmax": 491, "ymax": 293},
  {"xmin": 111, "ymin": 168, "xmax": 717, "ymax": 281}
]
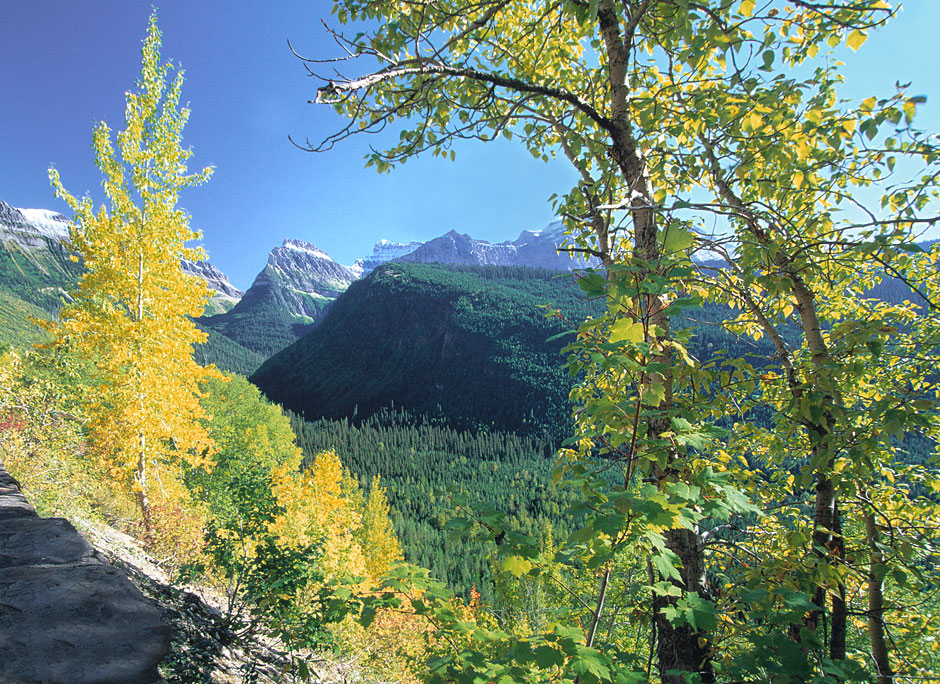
[
  {"xmin": 281, "ymin": 239, "xmax": 334, "ymax": 261},
  {"xmin": 354, "ymin": 237, "xmax": 426, "ymax": 274},
  {"xmin": 16, "ymin": 208, "xmax": 70, "ymax": 240},
  {"xmin": 0, "ymin": 200, "xmax": 70, "ymax": 251}
]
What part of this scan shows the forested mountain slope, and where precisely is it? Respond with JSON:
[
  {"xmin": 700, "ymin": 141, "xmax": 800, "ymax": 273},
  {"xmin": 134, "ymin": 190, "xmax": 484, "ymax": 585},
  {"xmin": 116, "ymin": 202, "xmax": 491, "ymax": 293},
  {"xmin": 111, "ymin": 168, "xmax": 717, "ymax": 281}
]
[{"xmin": 251, "ymin": 263, "xmax": 602, "ymax": 441}]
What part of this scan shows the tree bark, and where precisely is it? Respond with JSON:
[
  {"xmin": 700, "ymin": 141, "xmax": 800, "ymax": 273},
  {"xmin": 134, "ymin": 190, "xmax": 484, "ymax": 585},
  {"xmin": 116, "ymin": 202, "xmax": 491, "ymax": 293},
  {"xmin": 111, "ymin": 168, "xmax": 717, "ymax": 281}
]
[
  {"xmin": 864, "ymin": 506, "xmax": 894, "ymax": 683},
  {"xmin": 654, "ymin": 528, "xmax": 714, "ymax": 684},
  {"xmin": 595, "ymin": 2, "xmax": 714, "ymax": 680},
  {"xmin": 830, "ymin": 502, "xmax": 847, "ymax": 662}
]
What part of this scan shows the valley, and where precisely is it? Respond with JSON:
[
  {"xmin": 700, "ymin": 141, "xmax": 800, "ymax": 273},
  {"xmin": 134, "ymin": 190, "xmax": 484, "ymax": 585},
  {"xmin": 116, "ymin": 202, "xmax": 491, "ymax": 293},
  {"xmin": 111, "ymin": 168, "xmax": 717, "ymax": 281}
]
[
  {"xmin": 6, "ymin": 5, "xmax": 940, "ymax": 681},
  {"xmin": 0, "ymin": 196, "xmax": 613, "ymax": 601}
]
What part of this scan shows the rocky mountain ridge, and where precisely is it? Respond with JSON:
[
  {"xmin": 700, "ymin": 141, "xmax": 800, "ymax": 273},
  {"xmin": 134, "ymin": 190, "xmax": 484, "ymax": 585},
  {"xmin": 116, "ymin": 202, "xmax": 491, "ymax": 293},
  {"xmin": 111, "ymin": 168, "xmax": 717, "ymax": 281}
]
[
  {"xmin": 0, "ymin": 199, "xmax": 243, "ymax": 315},
  {"xmin": 350, "ymin": 220, "xmax": 597, "ymax": 274},
  {"xmin": 0, "ymin": 201, "xmax": 70, "ymax": 249},
  {"xmin": 353, "ymin": 238, "xmax": 425, "ymax": 274},
  {"xmin": 181, "ymin": 260, "xmax": 244, "ymax": 315}
]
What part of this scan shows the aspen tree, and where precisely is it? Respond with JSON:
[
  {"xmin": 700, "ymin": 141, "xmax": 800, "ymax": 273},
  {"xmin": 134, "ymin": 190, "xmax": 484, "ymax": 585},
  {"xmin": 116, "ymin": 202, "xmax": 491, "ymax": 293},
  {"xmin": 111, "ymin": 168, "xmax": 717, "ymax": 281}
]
[{"xmin": 48, "ymin": 13, "xmax": 217, "ymax": 533}]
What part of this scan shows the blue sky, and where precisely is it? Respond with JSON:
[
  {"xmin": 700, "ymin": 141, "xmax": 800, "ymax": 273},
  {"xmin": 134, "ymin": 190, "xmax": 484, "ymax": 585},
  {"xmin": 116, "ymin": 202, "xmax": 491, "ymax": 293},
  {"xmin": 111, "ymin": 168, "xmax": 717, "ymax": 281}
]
[{"xmin": 2, "ymin": 2, "xmax": 938, "ymax": 290}]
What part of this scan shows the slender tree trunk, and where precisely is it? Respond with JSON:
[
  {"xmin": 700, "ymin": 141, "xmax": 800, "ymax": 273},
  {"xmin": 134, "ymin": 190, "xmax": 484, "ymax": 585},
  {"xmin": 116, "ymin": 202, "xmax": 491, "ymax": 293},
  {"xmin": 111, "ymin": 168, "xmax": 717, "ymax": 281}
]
[
  {"xmin": 585, "ymin": 565, "xmax": 612, "ymax": 648},
  {"xmin": 830, "ymin": 502, "xmax": 847, "ymax": 661},
  {"xmin": 135, "ymin": 246, "xmax": 151, "ymax": 534},
  {"xmin": 594, "ymin": 3, "xmax": 714, "ymax": 680},
  {"xmin": 135, "ymin": 432, "xmax": 151, "ymax": 534},
  {"xmin": 654, "ymin": 528, "xmax": 713, "ymax": 684},
  {"xmin": 705, "ymin": 147, "xmax": 848, "ymax": 664},
  {"xmin": 864, "ymin": 505, "xmax": 893, "ymax": 683}
]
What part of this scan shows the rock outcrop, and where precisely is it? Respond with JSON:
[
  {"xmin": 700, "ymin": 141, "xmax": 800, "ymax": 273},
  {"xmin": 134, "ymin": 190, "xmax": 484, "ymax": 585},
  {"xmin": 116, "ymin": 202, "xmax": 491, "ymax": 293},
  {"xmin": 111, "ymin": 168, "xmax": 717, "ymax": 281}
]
[
  {"xmin": 353, "ymin": 238, "xmax": 425, "ymax": 274},
  {"xmin": 0, "ymin": 465, "xmax": 170, "ymax": 684},
  {"xmin": 182, "ymin": 259, "xmax": 244, "ymax": 314}
]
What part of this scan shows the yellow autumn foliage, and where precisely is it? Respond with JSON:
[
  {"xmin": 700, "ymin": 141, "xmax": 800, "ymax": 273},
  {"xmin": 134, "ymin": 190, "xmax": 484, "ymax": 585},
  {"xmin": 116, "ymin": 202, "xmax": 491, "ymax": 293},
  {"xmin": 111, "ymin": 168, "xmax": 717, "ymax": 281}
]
[
  {"xmin": 45, "ymin": 13, "xmax": 220, "ymax": 534},
  {"xmin": 359, "ymin": 474, "xmax": 402, "ymax": 581},
  {"xmin": 270, "ymin": 449, "xmax": 366, "ymax": 581}
]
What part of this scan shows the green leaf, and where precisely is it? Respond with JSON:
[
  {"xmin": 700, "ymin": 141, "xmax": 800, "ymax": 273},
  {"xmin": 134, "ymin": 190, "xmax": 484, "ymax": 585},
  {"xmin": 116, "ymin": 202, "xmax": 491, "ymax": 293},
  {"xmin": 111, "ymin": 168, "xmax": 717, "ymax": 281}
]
[
  {"xmin": 662, "ymin": 226, "xmax": 694, "ymax": 253},
  {"xmin": 643, "ymin": 381, "xmax": 666, "ymax": 407},
  {"xmin": 567, "ymin": 524, "xmax": 596, "ymax": 544},
  {"xmin": 532, "ymin": 644, "xmax": 566, "ymax": 669},
  {"xmin": 651, "ymin": 551, "xmax": 681, "ymax": 581},
  {"xmin": 609, "ymin": 318, "xmax": 645, "ymax": 344},
  {"xmin": 761, "ymin": 50, "xmax": 775, "ymax": 70},
  {"xmin": 577, "ymin": 271, "xmax": 607, "ymax": 296},
  {"xmin": 677, "ymin": 593, "xmax": 719, "ymax": 631},
  {"xmin": 359, "ymin": 604, "xmax": 377, "ymax": 629},
  {"xmin": 502, "ymin": 555, "xmax": 533, "ymax": 577},
  {"xmin": 570, "ymin": 646, "xmax": 611, "ymax": 683},
  {"xmin": 903, "ymin": 99, "xmax": 917, "ymax": 123}
]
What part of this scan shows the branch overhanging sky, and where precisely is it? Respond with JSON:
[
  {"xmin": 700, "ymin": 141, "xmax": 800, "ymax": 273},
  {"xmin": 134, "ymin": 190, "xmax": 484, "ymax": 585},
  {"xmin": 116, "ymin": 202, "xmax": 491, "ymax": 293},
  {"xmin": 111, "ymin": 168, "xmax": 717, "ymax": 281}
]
[{"xmin": 1, "ymin": 1, "xmax": 936, "ymax": 289}]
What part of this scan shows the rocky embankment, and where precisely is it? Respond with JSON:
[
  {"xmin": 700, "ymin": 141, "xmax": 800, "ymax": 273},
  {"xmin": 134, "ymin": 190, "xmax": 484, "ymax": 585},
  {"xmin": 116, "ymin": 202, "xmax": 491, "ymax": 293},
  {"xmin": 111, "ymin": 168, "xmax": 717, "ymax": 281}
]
[{"xmin": 0, "ymin": 464, "xmax": 169, "ymax": 684}]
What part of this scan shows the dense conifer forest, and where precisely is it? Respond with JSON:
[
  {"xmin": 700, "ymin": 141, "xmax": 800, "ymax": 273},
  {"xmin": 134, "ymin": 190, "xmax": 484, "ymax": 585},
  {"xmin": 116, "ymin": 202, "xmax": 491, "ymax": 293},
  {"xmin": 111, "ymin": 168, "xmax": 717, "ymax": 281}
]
[{"xmin": 290, "ymin": 408, "xmax": 575, "ymax": 603}]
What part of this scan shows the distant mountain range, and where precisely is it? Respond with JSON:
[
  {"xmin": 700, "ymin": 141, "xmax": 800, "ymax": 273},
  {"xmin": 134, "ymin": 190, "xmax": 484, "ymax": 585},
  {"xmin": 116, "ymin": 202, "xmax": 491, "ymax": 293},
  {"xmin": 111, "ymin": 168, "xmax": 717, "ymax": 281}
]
[
  {"xmin": 397, "ymin": 223, "xmax": 595, "ymax": 270},
  {"xmin": 194, "ymin": 219, "xmax": 597, "ymax": 361},
  {"xmin": 0, "ymin": 197, "xmax": 594, "ymax": 374}
]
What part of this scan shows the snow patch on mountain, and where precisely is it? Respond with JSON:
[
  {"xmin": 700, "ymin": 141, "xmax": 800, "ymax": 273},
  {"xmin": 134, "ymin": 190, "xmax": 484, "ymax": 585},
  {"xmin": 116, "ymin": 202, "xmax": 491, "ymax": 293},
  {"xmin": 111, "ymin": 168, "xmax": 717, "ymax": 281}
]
[
  {"xmin": 17, "ymin": 208, "xmax": 70, "ymax": 240},
  {"xmin": 235, "ymin": 238, "xmax": 360, "ymax": 319},
  {"xmin": 0, "ymin": 200, "xmax": 70, "ymax": 250},
  {"xmin": 281, "ymin": 239, "xmax": 334, "ymax": 262}
]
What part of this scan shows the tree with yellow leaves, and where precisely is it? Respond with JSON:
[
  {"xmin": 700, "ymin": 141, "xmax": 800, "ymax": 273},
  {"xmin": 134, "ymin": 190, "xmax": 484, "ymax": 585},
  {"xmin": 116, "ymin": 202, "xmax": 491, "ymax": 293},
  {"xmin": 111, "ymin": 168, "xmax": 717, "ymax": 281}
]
[
  {"xmin": 359, "ymin": 475, "xmax": 402, "ymax": 582},
  {"xmin": 271, "ymin": 449, "xmax": 367, "ymax": 580},
  {"xmin": 48, "ymin": 13, "xmax": 218, "ymax": 533}
]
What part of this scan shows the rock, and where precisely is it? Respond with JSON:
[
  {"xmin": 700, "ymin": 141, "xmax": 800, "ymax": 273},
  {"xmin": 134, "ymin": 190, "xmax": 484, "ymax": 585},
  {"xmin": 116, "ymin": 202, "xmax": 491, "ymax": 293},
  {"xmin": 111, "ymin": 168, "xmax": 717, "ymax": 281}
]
[
  {"xmin": 0, "ymin": 464, "xmax": 170, "ymax": 684},
  {"xmin": 0, "ymin": 517, "xmax": 98, "ymax": 569},
  {"xmin": 0, "ymin": 565, "xmax": 171, "ymax": 684},
  {"xmin": 0, "ymin": 470, "xmax": 36, "ymax": 521}
]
